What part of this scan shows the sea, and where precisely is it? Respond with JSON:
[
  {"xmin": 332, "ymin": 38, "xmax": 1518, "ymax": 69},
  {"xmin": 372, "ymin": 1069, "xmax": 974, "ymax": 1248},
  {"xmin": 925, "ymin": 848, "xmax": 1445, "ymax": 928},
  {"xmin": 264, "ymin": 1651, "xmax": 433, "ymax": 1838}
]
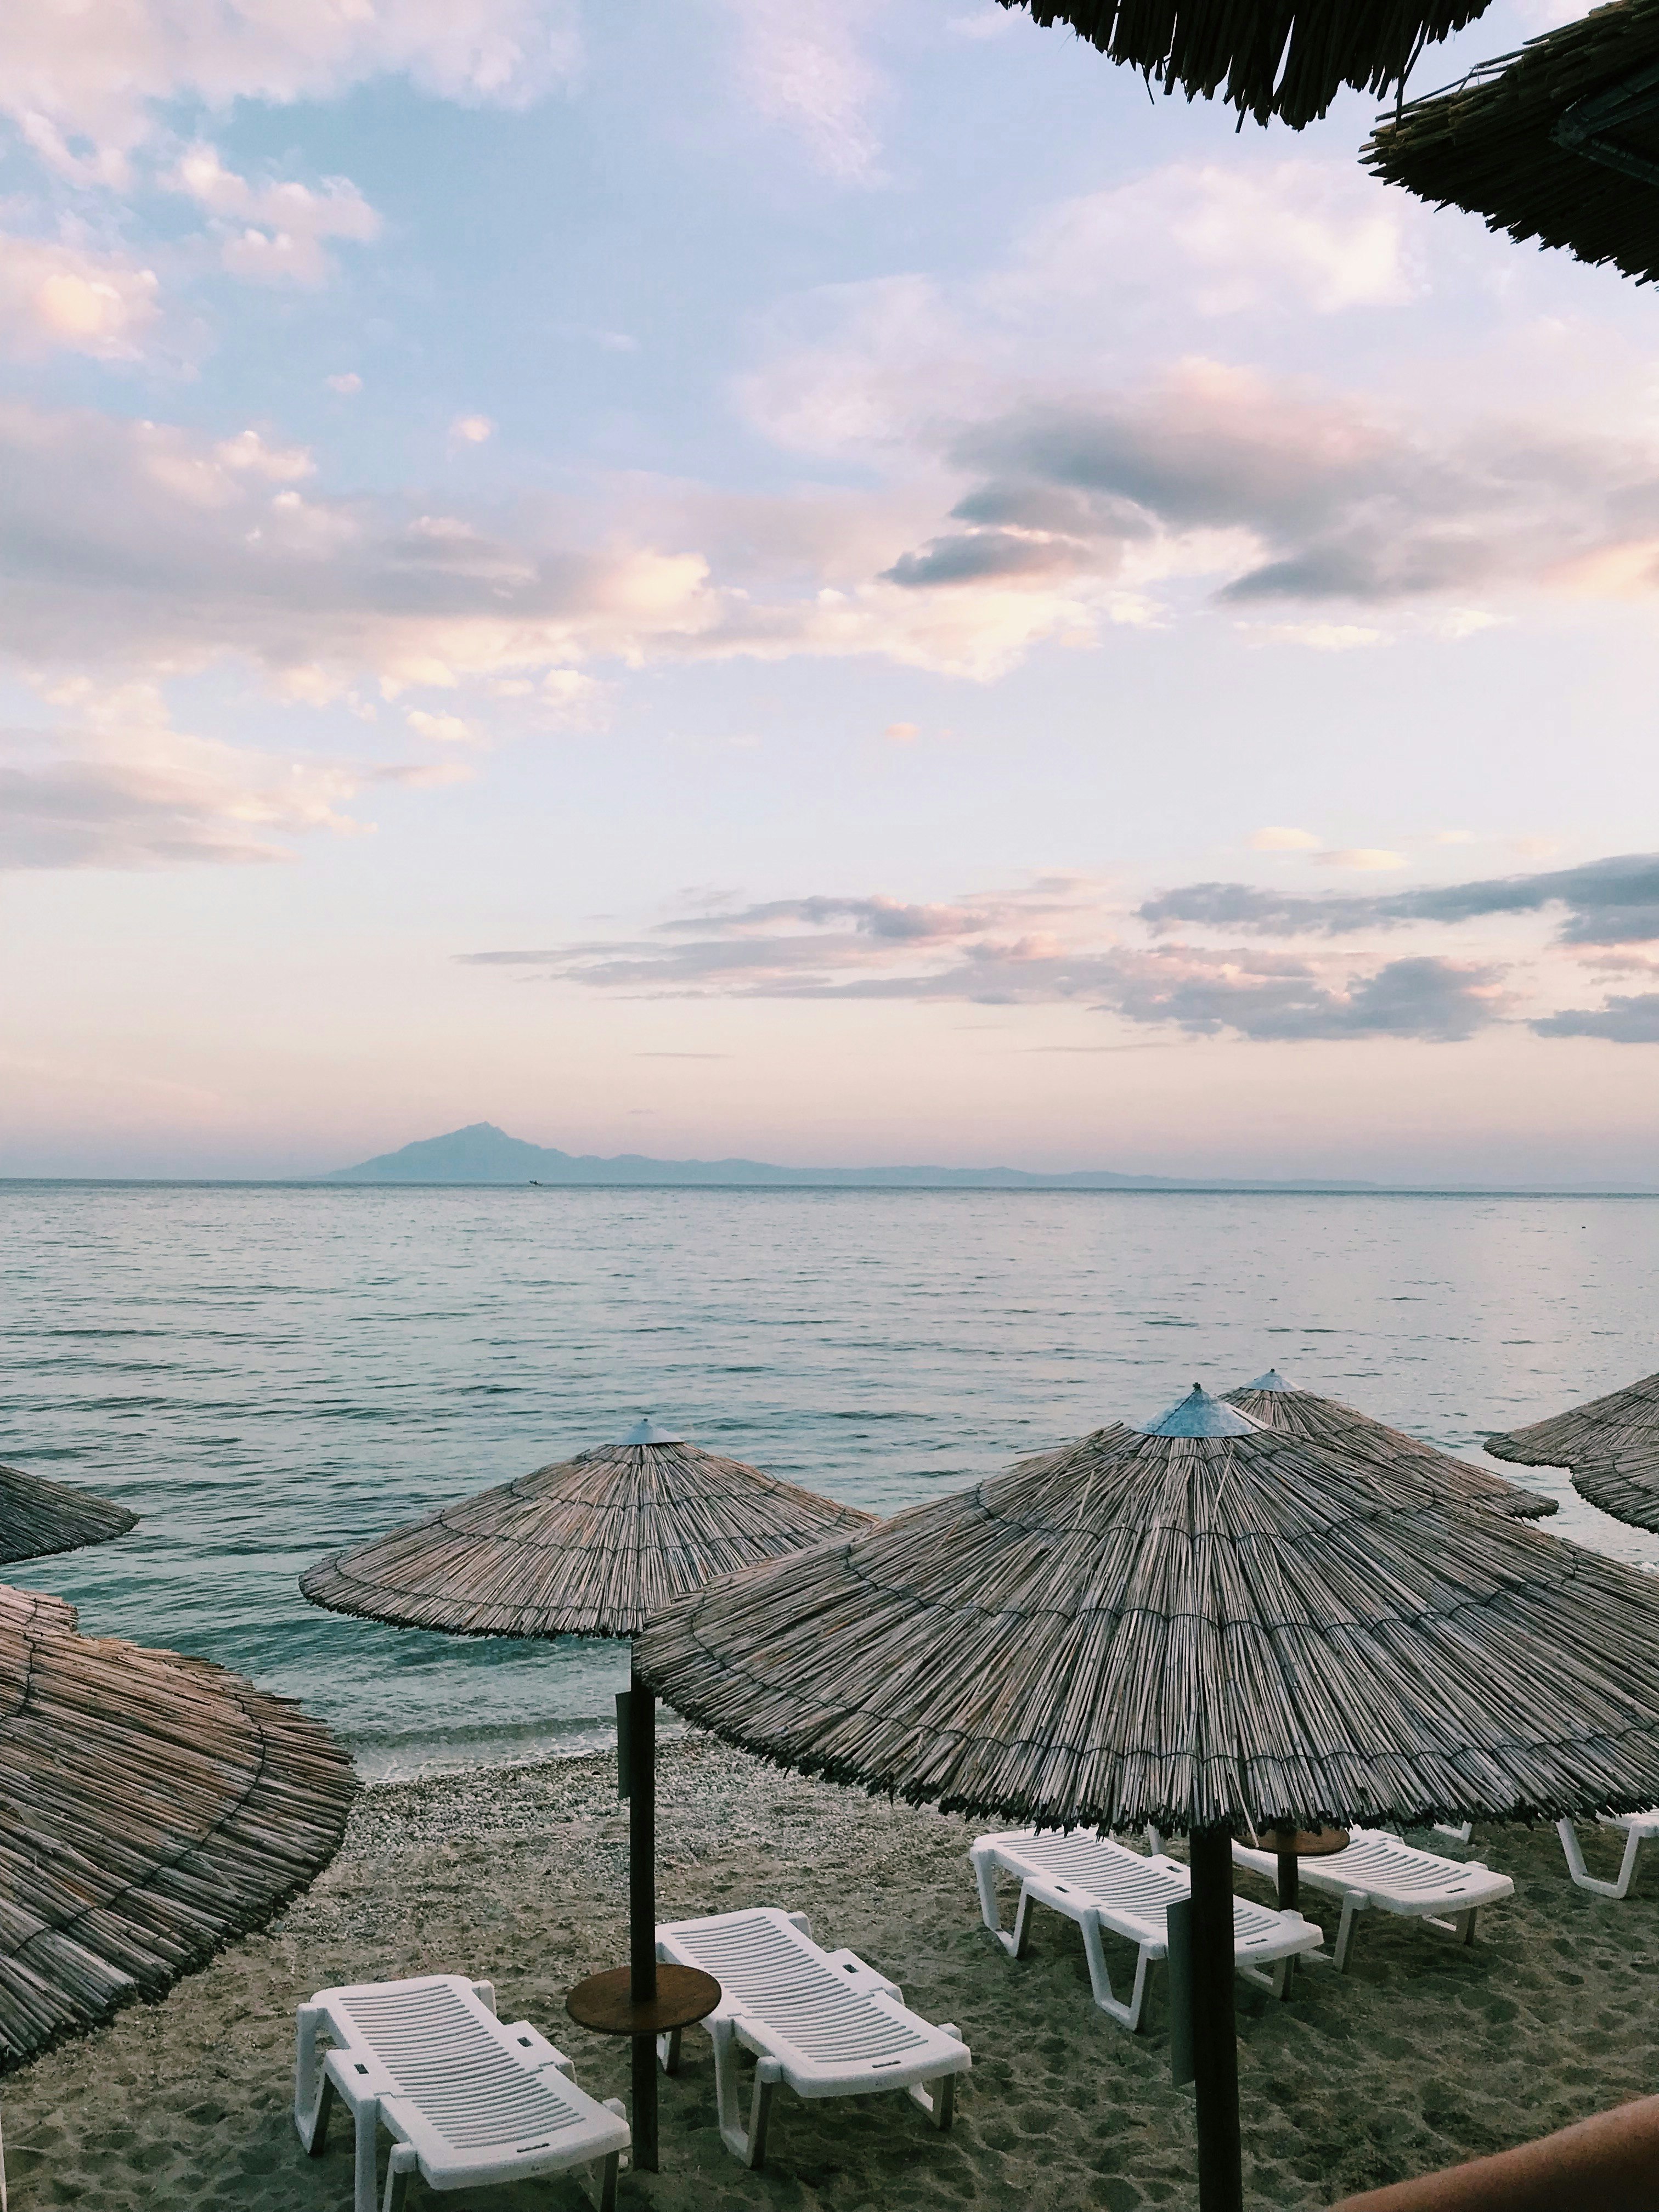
[{"xmin": 2, "ymin": 1182, "xmax": 1655, "ymax": 1781}]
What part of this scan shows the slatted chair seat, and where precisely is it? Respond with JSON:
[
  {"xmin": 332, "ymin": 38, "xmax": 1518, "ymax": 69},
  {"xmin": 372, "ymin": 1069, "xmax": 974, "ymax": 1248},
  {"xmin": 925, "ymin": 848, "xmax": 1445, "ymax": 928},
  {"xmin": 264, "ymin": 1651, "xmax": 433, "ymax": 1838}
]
[
  {"xmin": 656, "ymin": 1906, "xmax": 969, "ymax": 2169},
  {"xmin": 1558, "ymin": 1808, "xmax": 1659, "ymax": 1900},
  {"xmin": 971, "ymin": 1828, "xmax": 1321, "ymax": 2030},
  {"xmin": 1231, "ymin": 1829, "xmax": 1514, "ymax": 1970},
  {"xmin": 295, "ymin": 1973, "xmax": 630, "ymax": 2211}
]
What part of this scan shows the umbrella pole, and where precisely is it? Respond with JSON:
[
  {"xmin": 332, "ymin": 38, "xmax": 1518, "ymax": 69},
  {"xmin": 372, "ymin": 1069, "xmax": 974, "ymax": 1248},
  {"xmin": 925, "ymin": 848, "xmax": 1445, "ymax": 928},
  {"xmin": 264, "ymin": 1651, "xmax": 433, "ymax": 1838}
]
[
  {"xmin": 1188, "ymin": 1825, "xmax": 1244, "ymax": 2212},
  {"xmin": 627, "ymin": 1666, "xmax": 659, "ymax": 2171}
]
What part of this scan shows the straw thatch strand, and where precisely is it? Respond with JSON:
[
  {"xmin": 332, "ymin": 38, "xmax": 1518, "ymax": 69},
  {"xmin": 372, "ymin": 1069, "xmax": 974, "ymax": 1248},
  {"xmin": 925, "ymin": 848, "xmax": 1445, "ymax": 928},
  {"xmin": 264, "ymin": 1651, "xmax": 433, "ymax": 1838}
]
[
  {"xmin": 302, "ymin": 1441, "xmax": 874, "ymax": 1641},
  {"xmin": 635, "ymin": 1412, "xmax": 1659, "ymax": 1838},
  {"xmin": 1000, "ymin": 0, "xmax": 1493, "ymax": 127},
  {"xmin": 1367, "ymin": 0, "xmax": 1659, "ymax": 285},
  {"xmin": 0, "ymin": 1584, "xmax": 355, "ymax": 2071},
  {"xmin": 0, "ymin": 1463, "xmax": 137, "ymax": 1565},
  {"xmin": 1226, "ymin": 1383, "xmax": 1554, "ymax": 1519},
  {"xmin": 1486, "ymin": 1365, "xmax": 1659, "ymax": 1532}
]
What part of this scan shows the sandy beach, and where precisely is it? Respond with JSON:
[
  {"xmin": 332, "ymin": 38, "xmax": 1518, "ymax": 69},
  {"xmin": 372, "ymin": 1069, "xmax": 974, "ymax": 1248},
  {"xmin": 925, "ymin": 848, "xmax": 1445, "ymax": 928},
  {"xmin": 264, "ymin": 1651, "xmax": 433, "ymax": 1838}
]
[{"xmin": 4, "ymin": 1735, "xmax": 1655, "ymax": 2210}]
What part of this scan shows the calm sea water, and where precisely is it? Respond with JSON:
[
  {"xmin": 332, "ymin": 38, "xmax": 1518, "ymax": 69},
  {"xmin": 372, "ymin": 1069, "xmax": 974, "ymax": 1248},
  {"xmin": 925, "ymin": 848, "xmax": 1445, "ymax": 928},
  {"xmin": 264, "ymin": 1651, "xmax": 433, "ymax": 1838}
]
[{"xmin": 1, "ymin": 1183, "xmax": 1655, "ymax": 1779}]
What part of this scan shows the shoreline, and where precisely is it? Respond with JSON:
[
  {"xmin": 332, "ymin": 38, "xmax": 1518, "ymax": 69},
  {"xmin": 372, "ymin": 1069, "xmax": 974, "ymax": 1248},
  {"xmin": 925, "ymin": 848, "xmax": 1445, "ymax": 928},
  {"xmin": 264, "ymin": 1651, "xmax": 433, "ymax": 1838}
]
[{"xmin": 4, "ymin": 1737, "xmax": 1657, "ymax": 2209}]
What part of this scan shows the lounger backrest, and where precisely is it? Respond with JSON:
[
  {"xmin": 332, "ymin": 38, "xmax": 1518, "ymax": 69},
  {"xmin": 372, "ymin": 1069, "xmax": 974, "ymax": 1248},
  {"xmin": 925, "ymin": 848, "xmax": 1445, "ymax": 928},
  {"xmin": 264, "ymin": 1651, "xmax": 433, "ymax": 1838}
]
[
  {"xmin": 1006, "ymin": 1832, "xmax": 1188, "ymax": 1932},
  {"xmin": 664, "ymin": 1911, "xmax": 935, "ymax": 2068},
  {"xmin": 1338, "ymin": 1834, "xmax": 1489, "ymax": 1901},
  {"xmin": 332, "ymin": 1978, "xmax": 591, "ymax": 2154}
]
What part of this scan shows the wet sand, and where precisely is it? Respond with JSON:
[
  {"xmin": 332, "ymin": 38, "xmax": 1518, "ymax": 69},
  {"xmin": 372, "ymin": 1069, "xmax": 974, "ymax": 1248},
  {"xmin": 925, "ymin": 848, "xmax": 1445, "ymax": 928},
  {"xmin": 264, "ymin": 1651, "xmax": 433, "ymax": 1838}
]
[{"xmin": 4, "ymin": 1736, "xmax": 1656, "ymax": 2210}]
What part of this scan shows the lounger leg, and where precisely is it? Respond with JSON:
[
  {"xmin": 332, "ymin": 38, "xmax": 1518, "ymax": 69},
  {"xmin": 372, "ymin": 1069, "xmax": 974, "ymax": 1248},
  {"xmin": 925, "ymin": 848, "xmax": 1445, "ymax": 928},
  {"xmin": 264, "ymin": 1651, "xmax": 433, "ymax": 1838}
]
[
  {"xmin": 353, "ymin": 2096, "xmax": 381, "ymax": 2212},
  {"xmin": 970, "ymin": 1847, "xmax": 1005, "ymax": 1940},
  {"xmin": 1076, "ymin": 1910, "xmax": 1140, "ymax": 2030},
  {"xmin": 709, "ymin": 2018, "xmax": 780, "ymax": 2168},
  {"xmin": 1559, "ymin": 1818, "xmax": 1646, "ymax": 1900},
  {"xmin": 1332, "ymin": 1895, "xmax": 1362, "ymax": 1973},
  {"xmin": 574, "ymin": 2102, "xmax": 627, "ymax": 2212},
  {"xmin": 656, "ymin": 2027, "xmax": 682, "ymax": 2074},
  {"xmin": 908, "ymin": 2030, "xmax": 960, "ymax": 2130},
  {"xmin": 380, "ymin": 2145, "xmax": 416, "ymax": 2212},
  {"xmin": 295, "ymin": 2006, "xmax": 334, "ymax": 2154}
]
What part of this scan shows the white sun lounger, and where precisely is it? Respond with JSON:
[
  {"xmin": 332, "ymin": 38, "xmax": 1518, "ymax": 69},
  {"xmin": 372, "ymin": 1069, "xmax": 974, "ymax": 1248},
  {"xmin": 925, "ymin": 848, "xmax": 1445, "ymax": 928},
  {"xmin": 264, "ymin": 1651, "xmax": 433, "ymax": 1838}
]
[
  {"xmin": 656, "ymin": 1906, "xmax": 970, "ymax": 2170},
  {"xmin": 1558, "ymin": 1809, "xmax": 1659, "ymax": 1899},
  {"xmin": 970, "ymin": 1829, "xmax": 1321, "ymax": 2032},
  {"xmin": 295, "ymin": 1973, "xmax": 630, "ymax": 2212},
  {"xmin": 1231, "ymin": 1830, "xmax": 1514, "ymax": 1970}
]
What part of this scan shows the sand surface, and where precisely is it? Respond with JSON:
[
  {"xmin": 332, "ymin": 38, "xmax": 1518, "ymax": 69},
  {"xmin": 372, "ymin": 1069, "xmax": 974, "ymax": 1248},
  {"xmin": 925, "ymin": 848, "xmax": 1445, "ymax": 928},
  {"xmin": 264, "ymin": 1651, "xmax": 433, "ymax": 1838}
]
[{"xmin": 4, "ymin": 1739, "xmax": 1657, "ymax": 2210}]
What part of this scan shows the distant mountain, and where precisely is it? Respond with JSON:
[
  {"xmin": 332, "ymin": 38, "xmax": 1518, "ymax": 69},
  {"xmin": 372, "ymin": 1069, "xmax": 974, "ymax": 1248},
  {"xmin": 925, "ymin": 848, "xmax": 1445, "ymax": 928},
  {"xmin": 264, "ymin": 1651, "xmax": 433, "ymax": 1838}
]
[{"xmin": 325, "ymin": 1123, "xmax": 1384, "ymax": 1191}]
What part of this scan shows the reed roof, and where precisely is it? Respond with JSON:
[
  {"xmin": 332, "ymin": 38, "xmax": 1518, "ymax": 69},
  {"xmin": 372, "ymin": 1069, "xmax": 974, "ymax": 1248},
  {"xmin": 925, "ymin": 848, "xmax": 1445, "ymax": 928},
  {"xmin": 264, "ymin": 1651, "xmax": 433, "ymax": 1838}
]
[
  {"xmin": 0, "ymin": 1583, "xmax": 354, "ymax": 2070},
  {"xmin": 301, "ymin": 1432, "xmax": 874, "ymax": 1641},
  {"xmin": 0, "ymin": 1462, "xmax": 137, "ymax": 1565},
  {"xmin": 635, "ymin": 1386, "xmax": 1659, "ymax": 1836},
  {"xmin": 1000, "ymin": 0, "xmax": 1493, "ymax": 127},
  {"xmin": 1226, "ymin": 1372, "xmax": 1554, "ymax": 1520},
  {"xmin": 1365, "ymin": 0, "xmax": 1659, "ymax": 286},
  {"xmin": 1488, "ymin": 1367, "xmax": 1659, "ymax": 1532}
]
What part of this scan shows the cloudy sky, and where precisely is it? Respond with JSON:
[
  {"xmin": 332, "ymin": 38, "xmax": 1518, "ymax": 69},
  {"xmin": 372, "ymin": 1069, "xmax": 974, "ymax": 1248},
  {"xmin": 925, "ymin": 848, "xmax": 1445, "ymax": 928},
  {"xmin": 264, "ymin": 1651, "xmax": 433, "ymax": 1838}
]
[{"xmin": 4, "ymin": 0, "xmax": 1658, "ymax": 1183}]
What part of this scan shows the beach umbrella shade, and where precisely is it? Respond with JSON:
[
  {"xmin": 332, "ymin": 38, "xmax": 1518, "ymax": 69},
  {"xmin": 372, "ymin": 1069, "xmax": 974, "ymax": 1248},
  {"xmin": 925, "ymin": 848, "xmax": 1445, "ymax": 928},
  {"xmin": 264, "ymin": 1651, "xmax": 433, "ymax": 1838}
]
[
  {"xmin": 0, "ymin": 1462, "xmax": 137, "ymax": 1565},
  {"xmin": 1487, "ymin": 1365, "xmax": 1659, "ymax": 1532},
  {"xmin": 300, "ymin": 1418, "xmax": 873, "ymax": 2169},
  {"xmin": 635, "ymin": 1384, "xmax": 1659, "ymax": 2212},
  {"xmin": 1367, "ymin": 0, "xmax": 1659, "ymax": 286},
  {"xmin": 1226, "ymin": 1368, "xmax": 1555, "ymax": 1519},
  {"xmin": 998, "ymin": 0, "xmax": 1495, "ymax": 128},
  {"xmin": 0, "ymin": 1582, "xmax": 354, "ymax": 2069}
]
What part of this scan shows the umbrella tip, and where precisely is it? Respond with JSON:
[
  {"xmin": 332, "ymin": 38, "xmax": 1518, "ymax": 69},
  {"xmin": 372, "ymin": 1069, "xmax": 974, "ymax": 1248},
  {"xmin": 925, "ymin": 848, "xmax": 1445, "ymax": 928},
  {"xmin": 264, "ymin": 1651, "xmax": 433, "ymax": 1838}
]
[
  {"xmin": 623, "ymin": 1416, "xmax": 685, "ymax": 1446},
  {"xmin": 1137, "ymin": 1383, "xmax": 1262, "ymax": 1438},
  {"xmin": 1243, "ymin": 1368, "xmax": 1293, "ymax": 1392}
]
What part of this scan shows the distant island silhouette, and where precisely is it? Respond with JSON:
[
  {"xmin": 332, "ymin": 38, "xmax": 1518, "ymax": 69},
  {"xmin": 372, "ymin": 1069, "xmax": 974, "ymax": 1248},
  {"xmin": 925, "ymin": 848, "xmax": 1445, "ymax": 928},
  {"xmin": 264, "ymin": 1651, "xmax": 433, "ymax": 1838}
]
[{"xmin": 325, "ymin": 1122, "xmax": 1385, "ymax": 1191}]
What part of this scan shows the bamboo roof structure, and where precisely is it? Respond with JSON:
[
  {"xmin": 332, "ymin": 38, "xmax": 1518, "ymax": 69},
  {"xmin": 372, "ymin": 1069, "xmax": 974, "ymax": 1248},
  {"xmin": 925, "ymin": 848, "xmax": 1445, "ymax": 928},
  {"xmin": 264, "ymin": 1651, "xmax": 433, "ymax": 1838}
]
[
  {"xmin": 0, "ymin": 1582, "xmax": 354, "ymax": 2069},
  {"xmin": 301, "ymin": 1420, "xmax": 874, "ymax": 1641},
  {"xmin": 635, "ymin": 1385, "xmax": 1659, "ymax": 1837},
  {"xmin": 1367, "ymin": 0, "xmax": 1659, "ymax": 286},
  {"xmin": 1000, "ymin": 0, "xmax": 1494, "ymax": 127},
  {"xmin": 0, "ymin": 1460, "xmax": 137, "ymax": 1565},
  {"xmin": 1225, "ymin": 1369, "xmax": 1554, "ymax": 1520},
  {"xmin": 1488, "ymin": 1366, "xmax": 1659, "ymax": 1532}
]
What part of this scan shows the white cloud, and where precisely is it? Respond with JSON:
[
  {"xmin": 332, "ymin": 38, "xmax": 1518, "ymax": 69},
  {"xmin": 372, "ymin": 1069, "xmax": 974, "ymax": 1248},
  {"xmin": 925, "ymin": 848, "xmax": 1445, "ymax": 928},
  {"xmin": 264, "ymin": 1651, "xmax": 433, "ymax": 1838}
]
[
  {"xmin": 450, "ymin": 414, "xmax": 495, "ymax": 443},
  {"xmin": 0, "ymin": 233, "xmax": 159, "ymax": 357},
  {"xmin": 168, "ymin": 146, "xmax": 380, "ymax": 285},
  {"xmin": 214, "ymin": 427, "xmax": 314, "ymax": 481},
  {"xmin": 1244, "ymin": 620, "xmax": 1387, "ymax": 650},
  {"xmin": 1316, "ymin": 849, "xmax": 1409, "ymax": 871},
  {"xmin": 1250, "ymin": 827, "xmax": 1321, "ymax": 851},
  {"xmin": 718, "ymin": 0, "xmax": 888, "ymax": 183},
  {"xmin": 0, "ymin": 0, "xmax": 582, "ymax": 160},
  {"xmin": 884, "ymin": 720, "xmax": 919, "ymax": 741},
  {"xmin": 326, "ymin": 371, "xmax": 363, "ymax": 395},
  {"xmin": 407, "ymin": 708, "xmax": 475, "ymax": 743}
]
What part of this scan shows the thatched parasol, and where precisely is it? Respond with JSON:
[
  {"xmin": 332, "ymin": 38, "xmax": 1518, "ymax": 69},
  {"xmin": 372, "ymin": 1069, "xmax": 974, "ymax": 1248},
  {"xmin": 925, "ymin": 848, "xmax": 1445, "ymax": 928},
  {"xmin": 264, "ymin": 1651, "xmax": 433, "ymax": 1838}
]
[
  {"xmin": 636, "ymin": 1383, "xmax": 1659, "ymax": 2211},
  {"xmin": 301, "ymin": 1417, "xmax": 872, "ymax": 2170},
  {"xmin": 1366, "ymin": 0, "xmax": 1659, "ymax": 286},
  {"xmin": 0, "ymin": 1582, "xmax": 354, "ymax": 2069},
  {"xmin": 1487, "ymin": 1365, "xmax": 1659, "ymax": 1532},
  {"xmin": 0, "ymin": 1461, "xmax": 136, "ymax": 1565},
  {"xmin": 998, "ymin": 0, "xmax": 1494, "ymax": 128},
  {"xmin": 1226, "ymin": 1368, "xmax": 1554, "ymax": 1520}
]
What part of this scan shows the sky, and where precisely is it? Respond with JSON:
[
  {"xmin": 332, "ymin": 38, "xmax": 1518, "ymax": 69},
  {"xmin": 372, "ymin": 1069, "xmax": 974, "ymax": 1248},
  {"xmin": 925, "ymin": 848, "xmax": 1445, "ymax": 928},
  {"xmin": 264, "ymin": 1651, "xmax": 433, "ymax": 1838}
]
[{"xmin": 3, "ymin": 0, "xmax": 1659, "ymax": 1184}]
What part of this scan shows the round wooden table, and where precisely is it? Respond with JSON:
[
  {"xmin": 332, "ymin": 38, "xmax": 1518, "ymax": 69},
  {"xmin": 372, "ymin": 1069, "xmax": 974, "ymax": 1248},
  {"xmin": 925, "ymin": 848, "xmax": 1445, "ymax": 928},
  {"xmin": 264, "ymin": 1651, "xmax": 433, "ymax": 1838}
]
[
  {"xmin": 566, "ymin": 1963, "xmax": 721, "ymax": 2172},
  {"xmin": 1260, "ymin": 1825, "xmax": 1350, "ymax": 1912}
]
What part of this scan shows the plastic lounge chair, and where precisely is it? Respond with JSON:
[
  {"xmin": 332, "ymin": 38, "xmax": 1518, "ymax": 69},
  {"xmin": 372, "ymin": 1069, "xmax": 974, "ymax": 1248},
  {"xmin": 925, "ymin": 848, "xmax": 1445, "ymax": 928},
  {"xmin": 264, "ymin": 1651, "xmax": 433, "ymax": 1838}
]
[
  {"xmin": 1231, "ymin": 1830, "xmax": 1514, "ymax": 1970},
  {"xmin": 295, "ymin": 1972, "xmax": 630, "ymax": 2212},
  {"xmin": 970, "ymin": 1828, "xmax": 1321, "ymax": 2031},
  {"xmin": 655, "ymin": 1905, "xmax": 969, "ymax": 2170},
  {"xmin": 1558, "ymin": 1809, "xmax": 1659, "ymax": 1899}
]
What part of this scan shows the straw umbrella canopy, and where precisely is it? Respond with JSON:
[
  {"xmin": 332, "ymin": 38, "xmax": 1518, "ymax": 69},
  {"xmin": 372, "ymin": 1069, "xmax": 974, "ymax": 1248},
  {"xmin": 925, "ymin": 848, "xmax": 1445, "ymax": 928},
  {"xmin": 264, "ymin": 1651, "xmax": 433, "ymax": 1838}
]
[
  {"xmin": 636, "ymin": 1383, "xmax": 1659, "ymax": 2212},
  {"xmin": 1487, "ymin": 1365, "xmax": 1659, "ymax": 1532},
  {"xmin": 1367, "ymin": 0, "xmax": 1659, "ymax": 286},
  {"xmin": 1225, "ymin": 1368, "xmax": 1554, "ymax": 1520},
  {"xmin": 998, "ymin": 0, "xmax": 1494, "ymax": 127},
  {"xmin": 0, "ymin": 1461, "xmax": 136, "ymax": 1565},
  {"xmin": 0, "ymin": 1581, "xmax": 354, "ymax": 2069},
  {"xmin": 301, "ymin": 1417, "xmax": 873, "ymax": 2170}
]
